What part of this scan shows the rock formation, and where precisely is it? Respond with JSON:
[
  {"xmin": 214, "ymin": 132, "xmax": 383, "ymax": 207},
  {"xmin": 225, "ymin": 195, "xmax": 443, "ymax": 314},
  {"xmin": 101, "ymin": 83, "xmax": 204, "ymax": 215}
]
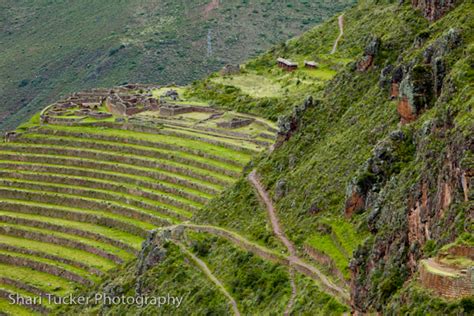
[{"xmin": 411, "ymin": 0, "xmax": 458, "ymax": 21}]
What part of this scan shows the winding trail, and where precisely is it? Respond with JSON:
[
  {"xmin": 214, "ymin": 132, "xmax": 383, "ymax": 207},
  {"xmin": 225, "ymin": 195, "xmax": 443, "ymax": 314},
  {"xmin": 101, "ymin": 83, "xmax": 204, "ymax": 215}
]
[
  {"xmin": 247, "ymin": 170, "xmax": 349, "ymax": 304},
  {"xmin": 175, "ymin": 241, "xmax": 241, "ymax": 316},
  {"xmin": 174, "ymin": 223, "xmax": 349, "ymax": 303},
  {"xmin": 248, "ymin": 170, "xmax": 297, "ymax": 314},
  {"xmin": 248, "ymin": 170, "xmax": 296, "ymax": 257},
  {"xmin": 331, "ymin": 14, "xmax": 344, "ymax": 54}
]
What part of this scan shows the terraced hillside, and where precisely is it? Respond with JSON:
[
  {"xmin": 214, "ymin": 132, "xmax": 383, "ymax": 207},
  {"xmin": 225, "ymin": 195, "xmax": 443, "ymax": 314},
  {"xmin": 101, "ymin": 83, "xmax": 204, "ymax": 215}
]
[
  {"xmin": 0, "ymin": 88, "xmax": 276, "ymax": 314},
  {"xmin": 1, "ymin": 0, "xmax": 472, "ymax": 315}
]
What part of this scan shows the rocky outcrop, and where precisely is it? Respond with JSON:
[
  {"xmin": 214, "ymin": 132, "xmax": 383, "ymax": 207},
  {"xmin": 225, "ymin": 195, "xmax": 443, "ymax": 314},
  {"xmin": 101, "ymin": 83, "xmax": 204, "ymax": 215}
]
[
  {"xmin": 411, "ymin": 0, "xmax": 458, "ymax": 21},
  {"xmin": 350, "ymin": 114, "xmax": 473, "ymax": 312},
  {"xmin": 275, "ymin": 96, "xmax": 316, "ymax": 148},
  {"xmin": 357, "ymin": 37, "xmax": 381, "ymax": 72},
  {"xmin": 136, "ymin": 229, "xmax": 168, "ymax": 277},
  {"xmin": 220, "ymin": 64, "xmax": 240, "ymax": 76},
  {"xmin": 396, "ymin": 28, "xmax": 462, "ymax": 124},
  {"xmin": 344, "ymin": 130, "xmax": 415, "ymax": 218},
  {"xmin": 398, "ymin": 64, "xmax": 433, "ymax": 123}
]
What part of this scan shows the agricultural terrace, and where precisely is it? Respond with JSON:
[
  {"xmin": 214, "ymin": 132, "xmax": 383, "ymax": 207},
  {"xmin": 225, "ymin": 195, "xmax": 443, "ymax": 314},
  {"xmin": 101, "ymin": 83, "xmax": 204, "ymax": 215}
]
[{"xmin": 0, "ymin": 86, "xmax": 275, "ymax": 314}]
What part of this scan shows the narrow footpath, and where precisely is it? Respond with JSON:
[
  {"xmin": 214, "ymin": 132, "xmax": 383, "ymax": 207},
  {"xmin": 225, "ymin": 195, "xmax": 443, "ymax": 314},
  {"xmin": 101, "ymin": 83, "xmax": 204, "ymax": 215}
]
[
  {"xmin": 248, "ymin": 170, "xmax": 349, "ymax": 304},
  {"xmin": 248, "ymin": 170, "xmax": 297, "ymax": 314},
  {"xmin": 175, "ymin": 223, "xmax": 350, "ymax": 303},
  {"xmin": 331, "ymin": 14, "xmax": 344, "ymax": 54},
  {"xmin": 175, "ymin": 241, "xmax": 241, "ymax": 316}
]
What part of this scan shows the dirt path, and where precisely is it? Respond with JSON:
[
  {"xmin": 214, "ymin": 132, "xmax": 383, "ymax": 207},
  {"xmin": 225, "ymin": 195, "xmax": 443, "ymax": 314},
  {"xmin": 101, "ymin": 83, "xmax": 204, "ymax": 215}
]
[
  {"xmin": 248, "ymin": 170, "xmax": 297, "ymax": 314},
  {"xmin": 284, "ymin": 268, "xmax": 297, "ymax": 316},
  {"xmin": 176, "ymin": 241, "xmax": 241, "ymax": 316},
  {"xmin": 175, "ymin": 223, "xmax": 349, "ymax": 303},
  {"xmin": 331, "ymin": 14, "xmax": 344, "ymax": 54},
  {"xmin": 248, "ymin": 170, "xmax": 349, "ymax": 304},
  {"xmin": 248, "ymin": 170, "xmax": 296, "ymax": 256}
]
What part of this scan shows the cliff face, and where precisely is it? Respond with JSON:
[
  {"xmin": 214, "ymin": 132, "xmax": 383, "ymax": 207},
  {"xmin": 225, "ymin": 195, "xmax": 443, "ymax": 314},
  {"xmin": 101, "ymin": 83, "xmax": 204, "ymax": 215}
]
[
  {"xmin": 411, "ymin": 0, "xmax": 458, "ymax": 21},
  {"xmin": 350, "ymin": 128, "xmax": 472, "ymax": 311},
  {"xmin": 348, "ymin": 2, "xmax": 473, "ymax": 312}
]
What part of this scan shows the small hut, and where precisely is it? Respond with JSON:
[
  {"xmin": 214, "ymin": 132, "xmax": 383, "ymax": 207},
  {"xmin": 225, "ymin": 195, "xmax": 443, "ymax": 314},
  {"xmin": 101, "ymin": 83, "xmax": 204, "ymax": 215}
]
[
  {"xmin": 277, "ymin": 58, "xmax": 298, "ymax": 71},
  {"xmin": 304, "ymin": 61, "xmax": 318, "ymax": 69}
]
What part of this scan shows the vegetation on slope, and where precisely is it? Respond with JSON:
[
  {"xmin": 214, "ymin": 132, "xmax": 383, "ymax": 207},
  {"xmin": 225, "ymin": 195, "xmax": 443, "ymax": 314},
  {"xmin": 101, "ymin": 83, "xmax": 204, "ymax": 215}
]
[
  {"xmin": 180, "ymin": 0, "xmax": 474, "ymax": 313},
  {"xmin": 1, "ymin": 0, "xmax": 472, "ymax": 315}
]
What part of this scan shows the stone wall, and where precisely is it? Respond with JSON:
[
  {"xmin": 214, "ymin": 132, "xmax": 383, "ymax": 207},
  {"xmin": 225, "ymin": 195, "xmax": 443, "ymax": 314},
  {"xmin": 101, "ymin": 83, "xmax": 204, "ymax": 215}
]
[
  {"xmin": 0, "ymin": 214, "xmax": 137, "ymax": 255},
  {"xmin": 419, "ymin": 261, "xmax": 473, "ymax": 299},
  {"xmin": 0, "ymin": 225, "xmax": 122, "ymax": 264},
  {"xmin": 0, "ymin": 200, "xmax": 147, "ymax": 238},
  {"xmin": 0, "ymin": 253, "xmax": 92, "ymax": 286},
  {"xmin": 217, "ymin": 118, "xmax": 254, "ymax": 129}
]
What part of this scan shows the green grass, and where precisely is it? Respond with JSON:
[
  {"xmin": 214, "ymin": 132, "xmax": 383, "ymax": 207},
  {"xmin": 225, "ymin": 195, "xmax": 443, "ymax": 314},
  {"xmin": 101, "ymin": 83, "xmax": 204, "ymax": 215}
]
[
  {"xmin": 307, "ymin": 233, "xmax": 350, "ymax": 278},
  {"xmin": 0, "ymin": 221, "xmax": 132, "ymax": 260},
  {"xmin": 0, "ymin": 297, "xmax": 37, "ymax": 316},
  {"xmin": 0, "ymin": 250, "xmax": 99, "ymax": 283},
  {"xmin": 159, "ymin": 127, "xmax": 261, "ymax": 153},
  {"xmin": 0, "ymin": 210, "xmax": 142, "ymax": 250},
  {"xmin": 0, "ymin": 168, "xmax": 203, "ymax": 210},
  {"xmin": 0, "ymin": 282, "xmax": 51, "ymax": 309},
  {"xmin": 0, "ymin": 150, "xmax": 222, "ymax": 193},
  {"xmin": 151, "ymin": 87, "xmax": 210, "ymax": 106},
  {"xmin": 21, "ymin": 132, "xmax": 244, "ymax": 173},
  {"xmin": 0, "ymin": 186, "xmax": 177, "ymax": 225},
  {"xmin": 0, "ymin": 264, "xmax": 76, "ymax": 295},
  {"xmin": 0, "ymin": 234, "xmax": 116, "ymax": 271},
  {"xmin": 0, "ymin": 198, "xmax": 155, "ymax": 232},
  {"xmin": 0, "ymin": 177, "xmax": 193, "ymax": 219},
  {"xmin": 0, "ymin": 160, "xmax": 214, "ymax": 201},
  {"xmin": 421, "ymin": 260, "xmax": 457, "ymax": 277},
  {"xmin": 41, "ymin": 125, "xmax": 253, "ymax": 164},
  {"xmin": 438, "ymin": 256, "xmax": 473, "ymax": 269},
  {"xmin": 0, "ymin": 142, "xmax": 234, "ymax": 187},
  {"xmin": 321, "ymin": 217, "xmax": 367, "ymax": 256},
  {"xmin": 212, "ymin": 73, "xmax": 284, "ymax": 98}
]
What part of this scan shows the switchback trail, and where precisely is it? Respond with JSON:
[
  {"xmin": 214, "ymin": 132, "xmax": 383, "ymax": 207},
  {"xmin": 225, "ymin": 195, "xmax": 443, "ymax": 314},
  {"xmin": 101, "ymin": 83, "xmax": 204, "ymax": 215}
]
[
  {"xmin": 247, "ymin": 170, "xmax": 349, "ymax": 304},
  {"xmin": 331, "ymin": 14, "xmax": 344, "ymax": 54},
  {"xmin": 175, "ymin": 241, "xmax": 241, "ymax": 316},
  {"xmin": 172, "ymin": 223, "xmax": 349, "ymax": 303}
]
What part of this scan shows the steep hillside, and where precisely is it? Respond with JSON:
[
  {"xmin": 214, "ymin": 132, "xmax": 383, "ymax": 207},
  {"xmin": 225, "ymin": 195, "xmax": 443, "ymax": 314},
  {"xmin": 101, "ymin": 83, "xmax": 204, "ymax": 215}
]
[
  {"xmin": 0, "ymin": 0, "xmax": 472, "ymax": 315},
  {"xmin": 0, "ymin": 0, "xmax": 354, "ymax": 133},
  {"xmin": 189, "ymin": 0, "xmax": 473, "ymax": 313}
]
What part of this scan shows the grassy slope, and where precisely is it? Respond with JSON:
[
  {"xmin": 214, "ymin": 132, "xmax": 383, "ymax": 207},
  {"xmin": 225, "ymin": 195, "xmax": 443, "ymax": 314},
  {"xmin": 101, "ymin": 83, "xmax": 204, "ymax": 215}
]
[
  {"xmin": 0, "ymin": 0, "xmax": 355, "ymax": 132},
  {"xmin": 185, "ymin": 0, "xmax": 473, "ymax": 313}
]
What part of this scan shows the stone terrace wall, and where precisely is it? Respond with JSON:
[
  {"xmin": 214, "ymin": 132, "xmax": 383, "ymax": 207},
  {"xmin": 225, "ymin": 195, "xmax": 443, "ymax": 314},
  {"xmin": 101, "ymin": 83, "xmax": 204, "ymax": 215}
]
[{"xmin": 419, "ymin": 261, "xmax": 473, "ymax": 299}]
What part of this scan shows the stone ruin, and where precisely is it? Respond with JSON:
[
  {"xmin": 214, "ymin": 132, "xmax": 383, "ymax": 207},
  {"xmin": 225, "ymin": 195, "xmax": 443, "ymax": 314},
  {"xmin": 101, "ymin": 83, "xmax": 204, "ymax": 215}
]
[
  {"xmin": 41, "ymin": 84, "xmax": 161, "ymax": 124},
  {"xmin": 159, "ymin": 104, "xmax": 216, "ymax": 117},
  {"xmin": 217, "ymin": 117, "xmax": 254, "ymax": 129},
  {"xmin": 419, "ymin": 245, "xmax": 473, "ymax": 299}
]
